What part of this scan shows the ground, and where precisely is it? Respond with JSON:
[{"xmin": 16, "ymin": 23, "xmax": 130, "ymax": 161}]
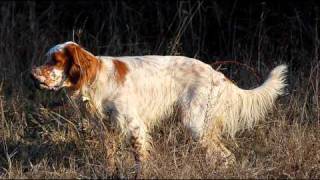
[{"xmin": 0, "ymin": 1, "xmax": 320, "ymax": 178}]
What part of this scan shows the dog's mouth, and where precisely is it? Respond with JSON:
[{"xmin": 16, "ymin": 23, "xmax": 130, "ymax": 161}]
[
  {"xmin": 30, "ymin": 74, "xmax": 61, "ymax": 91},
  {"xmin": 39, "ymin": 82, "xmax": 62, "ymax": 91}
]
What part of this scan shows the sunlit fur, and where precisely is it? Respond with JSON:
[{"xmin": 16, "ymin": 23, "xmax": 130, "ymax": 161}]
[
  {"xmin": 208, "ymin": 65, "xmax": 287, "ymax": 137},
  {"xmin": 83, "ymin": 56, "xmax": 287, "ymax": 137},
  {"xmin": 32, "ymin": 42, "xmax": 287, "ymax": 163}
]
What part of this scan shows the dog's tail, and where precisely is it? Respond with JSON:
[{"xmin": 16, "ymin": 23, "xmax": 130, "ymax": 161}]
[{"xmin": 212, "ymin": 65, "xmax": 287, "ymax": 137}]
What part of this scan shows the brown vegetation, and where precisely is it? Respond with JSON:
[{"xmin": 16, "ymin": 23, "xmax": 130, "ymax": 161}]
[{"xmin": 0, "ymin": 1, "xmax": 319, "ymax": 178}]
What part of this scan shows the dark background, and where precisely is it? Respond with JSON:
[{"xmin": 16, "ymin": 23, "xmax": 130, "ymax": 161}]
[
  {"xmin": 0, "ymin": 0, "xmax": 318, "ymax": 107},
  {"xmin": 0, "ymin": 1, "xmax": 319, "ymax": 178},
  {"xmin": 6, "ymin": 1, "xmax": 319, "ymax": 58},
  {"xmin": 2, "ymin": 1, "xmax": 319, "ymax": 87}
]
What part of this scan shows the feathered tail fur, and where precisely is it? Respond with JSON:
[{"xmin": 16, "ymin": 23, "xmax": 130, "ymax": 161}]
[{"xmin": 212, "ymin": 65, "xmax": 287, "ymax": 137}]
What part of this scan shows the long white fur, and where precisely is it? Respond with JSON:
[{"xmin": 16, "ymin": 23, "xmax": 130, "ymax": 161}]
[
  {"xmin": 209, "ymin": 65, "xmax": 287, "ymax": 137},
  {"xmin": 78, "ymin": 55, "xmax": 287, "ymax": 142},
  {"xmin": 35, "ymin": 41, "xmax": 288, "ymax": 164},
  {"xmin": 34, "ymin": 40, "xmax": 288, "ymax": 160},
  {"xmin": 43, "ymin": 42, "xmax": 287, "ymax": 152}
]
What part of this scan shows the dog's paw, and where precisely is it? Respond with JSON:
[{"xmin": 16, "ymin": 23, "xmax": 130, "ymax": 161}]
[{"xmin": 205, "ymin": 149, "xmax": 236, "ymax": 168}]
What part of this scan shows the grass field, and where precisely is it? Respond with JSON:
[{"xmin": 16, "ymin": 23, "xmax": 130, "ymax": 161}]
[{"xmin": 0, "ymin": 1, "xmax": 319, "ymax": 178}]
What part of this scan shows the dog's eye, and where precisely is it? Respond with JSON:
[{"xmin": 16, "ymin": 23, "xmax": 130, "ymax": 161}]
[
  {"xmin": 55, "ymin": 57, "xmax": 61, "ymax": 62},
  {"xmin": 53, "ymin": 53, "xmax": 66, "ymax": 64},
  {"xmin": 53, "ymin": 57, "xmax": 61, "ymax": 63},
  {"xmin": 50, "ymin": 58, "xmax": 63, "ymax": 67}
]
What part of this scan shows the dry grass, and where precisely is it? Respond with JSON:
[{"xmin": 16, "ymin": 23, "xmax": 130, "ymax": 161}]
[{"xmin": 0, "ymin": 1, "xmax": 320, "ymax": 179}]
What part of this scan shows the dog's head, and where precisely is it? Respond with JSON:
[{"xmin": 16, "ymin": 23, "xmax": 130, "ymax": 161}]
[{"xmin": 31, "ymin": 42, "xmax": 101, "ymax": 91}]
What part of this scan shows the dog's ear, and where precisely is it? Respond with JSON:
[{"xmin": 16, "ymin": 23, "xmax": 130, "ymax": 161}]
[
  {"xmin": 64, "ymin": 44, "xmax": 84, "ymax": 87},
  {"xmin": 64, "ymin": 43, "xmax": 100, "ymax": 90}
]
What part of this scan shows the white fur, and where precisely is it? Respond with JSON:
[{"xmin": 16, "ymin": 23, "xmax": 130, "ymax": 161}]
[
  {"xmin": 46, "ymin": 41, "xmax": 95, "ymax": 57},
  {"xmin": 46, "ymin": 41, "xmax": 76, "ymax": 56},
  {"xmin": 79, "ymin": 55, "xmax": 287, "ymax": 152},
  {"xmin": 208, "ymin": 65, "xmax": 287, "ymax": 137},
  {"xmin": 34, "ymin": 42, "xmax": 287, "ymax": 161}
]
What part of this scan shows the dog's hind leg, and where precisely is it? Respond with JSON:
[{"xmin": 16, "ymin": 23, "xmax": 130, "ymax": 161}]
[
  {"xmin": 179, "ymin": 88, "xmax": 208, "ymax": 141},
  {"xmin": 201, "ymin": 122, "xmax": 236, "ymax": 167},
  {"xmin": 179, "ymin": 87, "xmax": 235, "ymax": 167}
]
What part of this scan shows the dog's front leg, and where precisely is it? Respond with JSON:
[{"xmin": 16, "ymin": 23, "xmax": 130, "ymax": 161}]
[
  {"xmin": 130, "ymin": 125, "xmax": 150, "ymax": 158},
  {"xmin": 121, "ymin": 112, "xmax": 150, "ymax": 178}
]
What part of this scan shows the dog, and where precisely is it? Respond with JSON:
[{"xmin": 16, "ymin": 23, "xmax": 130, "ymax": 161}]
[{"xmin": 31, "ymin": 41, "xmax": 287, "ymax": 168}]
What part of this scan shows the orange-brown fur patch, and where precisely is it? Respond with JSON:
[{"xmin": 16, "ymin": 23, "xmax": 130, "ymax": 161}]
[
  {"xmin": 63, "ymin": 44, "xmax": 101, "ymax": 90},
  {"xmin": 52, "ymin": 51, "xmax": 69, "ymax": 70},
  {"xmin": 112, "ymin": 59, "xmax": 129, "ymax": 84}
]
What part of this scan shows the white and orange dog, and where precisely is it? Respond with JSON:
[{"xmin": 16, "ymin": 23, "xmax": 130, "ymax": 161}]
[{"xmin": 31, "ymin": 41, "xmax": 287, "ymax": 165}]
